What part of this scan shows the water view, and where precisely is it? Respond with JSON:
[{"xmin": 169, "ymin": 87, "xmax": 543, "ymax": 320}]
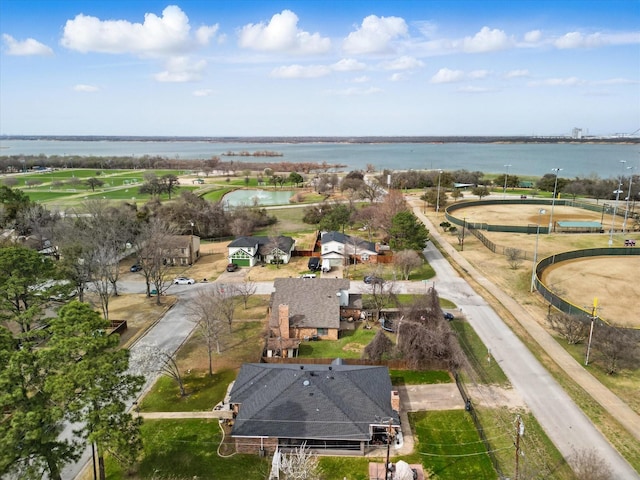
[{"xmin": 223, "ymin": 189, "xmax": 294, "ymax": 207}]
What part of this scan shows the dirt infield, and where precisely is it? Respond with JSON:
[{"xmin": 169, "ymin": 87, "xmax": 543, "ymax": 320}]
[
  {"xmin": 541, "ymin": 257, "xmax": 640, "ymax": 328},
  {"xmin": 449, "ymin": 203, "xmax": 621, "ymax": 229}
]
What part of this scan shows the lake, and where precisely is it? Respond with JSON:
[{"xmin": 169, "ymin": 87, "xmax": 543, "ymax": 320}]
[
  {"xmin": 223, "ymin": 189, "xmax": 294, "ymax": 207},
  {"xmin": 1, "ymin": 138, "xmax": 638, "ymax": 179}
]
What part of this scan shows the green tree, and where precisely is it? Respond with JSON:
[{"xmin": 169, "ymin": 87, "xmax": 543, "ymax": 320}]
[
  {"xmin": 47, "ymin": 302, "xmax": 144, "ymax": 480},
  {"xmin": 471, "ymin": 185, "xmax": 491, "ymax": 200},
  {"xmin": 319, "ymin": 204, "xmax": 351, "ymax": 233},
  {"xmin": 0, "ymin": 245, "xmax": 56, "ymax": 332},
  {"xmin": 160, "ymin": 174, "xmax": 179, "ymax": 199},
  {"xmin": 0, "ymin": 185, "xmax": 33, "ymax": 228},
  {"xmin": 289, "ymin": 171, "xmax": 304, "ymax": 187},
  {"xmin": 388, "ymin": 211, "xmax": 429, "ymax": 250},
  {"xmin": 85, "ymin": 177, "xmax": 105, "ymax": 192}
]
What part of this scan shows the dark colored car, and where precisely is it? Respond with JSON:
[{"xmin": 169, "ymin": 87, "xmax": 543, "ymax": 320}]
[
  {"xmin": 226, "ymin": 263, "xmax": 239, "ymax": 272},
  {"xmin": 308, "ymin": 257, "xmax": 321, "ymax": 271},
  {"xmin": 363, "ymin": 275, "xmax": 384, "ymax": 285},
  {"xmin": 443, "ymin": 312, "xmax": 455, "ymax": 321},
  {"xmin": 130, "ymin": 264, "xmax": 142, "ymax": 272}
]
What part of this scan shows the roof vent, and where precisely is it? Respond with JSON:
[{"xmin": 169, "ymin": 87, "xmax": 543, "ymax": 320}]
[{"xmin": 303, "ymin": 380, "xmax": 310, "ymax": 386}]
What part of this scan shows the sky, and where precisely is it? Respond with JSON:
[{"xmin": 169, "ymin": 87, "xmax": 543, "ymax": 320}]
[{"xmin": 1, "ymin": 0, "xmax": 639, "ymax": 137}]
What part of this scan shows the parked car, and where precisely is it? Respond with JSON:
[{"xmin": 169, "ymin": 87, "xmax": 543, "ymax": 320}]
[
  {"xmin": 363, "ymin": 275, "xmax": 384, "ymax": 285},
  {"xmin": 308, "ymin": 257, "xmax": 321, "ymax": 271},
  {"xmin": 300, "ymin": 273, "xmax": 317, "ymax": 279},
  {"xmin": 130, "ymin": 264, "xmax": 142, "ymax": 272},
  {"xmin": 443, "ymin": 312, "xmax": 455, "ymax": 321},
  {"xmin": 174, "ymin": 277, "xmax": 195, "ymax": 285},
  {"xmin": 226, "ymin": 263, "xmax": 239, "ymax": 272}
]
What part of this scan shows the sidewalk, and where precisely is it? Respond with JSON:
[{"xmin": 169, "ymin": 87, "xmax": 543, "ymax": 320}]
[{"xmin": 409, "ymin": 199, "xmax": 640, "ymax": 443}]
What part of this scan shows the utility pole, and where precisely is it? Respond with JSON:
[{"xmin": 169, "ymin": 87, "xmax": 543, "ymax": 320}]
[{"xmin": 515, "ymin": 415, "xmax": 524, "ymax": 480}]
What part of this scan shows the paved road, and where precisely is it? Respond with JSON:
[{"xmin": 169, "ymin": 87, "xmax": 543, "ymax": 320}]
[{"xmin": 412, "ymin": 205, "xmax": 639, "ymax": 479}]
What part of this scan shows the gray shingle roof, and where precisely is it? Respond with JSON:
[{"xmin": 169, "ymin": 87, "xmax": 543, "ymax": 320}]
[
  {"xmin": 229, "ymin": 363, "xmax": 399, "ymax": 441},
  {"xmin": 321, "ymin": 231, "xmax": 376, "ymax": 253},
  {"xmin": 228, "ymin": 235, "xmax": 294, "ymax": 252},
  {"xmin": 270, "ymin": 278, "xmax": 350, "ymax": 330}
]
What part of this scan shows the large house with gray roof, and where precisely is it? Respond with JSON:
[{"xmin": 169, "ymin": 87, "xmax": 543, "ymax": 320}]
[
  {"xmin": 321, "ymin": 231, "xmax": 378, "ymax": 267},
  {"xmin": 269, "ymin": 278, "xmax": 361, "ymax": 344},
  {"xmin": 227, "ymin": 235, "xmax": 295, "ymax": 267},
  {"xmin": 228, "ymin": 361, "xmax": 401, "ymax": 455}
]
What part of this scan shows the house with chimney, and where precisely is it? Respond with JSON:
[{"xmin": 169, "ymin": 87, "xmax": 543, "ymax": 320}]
[
  {"xmin": 228, "ymin": 360, "xmax": 401, "ymax": 456},
  {"xmin": 267, "ymin": 278, "xmax": 361, "ymax": 356}
]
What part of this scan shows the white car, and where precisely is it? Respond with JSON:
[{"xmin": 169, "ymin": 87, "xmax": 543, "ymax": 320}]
[{"xmin": 174, "ymin": 277, "xmax": 195, "ymax": 285}]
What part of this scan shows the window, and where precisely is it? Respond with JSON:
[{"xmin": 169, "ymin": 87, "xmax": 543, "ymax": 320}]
[{"xmin": 317, "ymin": 328, "xmax": 328, "ymax": 336}]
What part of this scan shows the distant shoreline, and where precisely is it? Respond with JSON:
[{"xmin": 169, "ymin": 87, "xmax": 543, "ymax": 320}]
[{"xmin": 1, "ymin": 135, "xmax": 638, "ymax": 145}]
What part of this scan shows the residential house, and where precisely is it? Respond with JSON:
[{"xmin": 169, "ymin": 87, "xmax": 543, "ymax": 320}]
[
  {"xmin": 269, "ymin": 278, "xmax": 360, "ymax": 342},
  {"xmin": 320, "ymin": 231, "xmax": 377, "ymax": 267},
  {"xmin": 228, "ymin": 361, "xmax": 401, "ymax": 455},
  {"xmin": 162, "ymin": 235, "xmax": 200, "ymax": 266},
  {"xmin": 227, "ymin": 236, "xmax": 295, "ymax": 267}
]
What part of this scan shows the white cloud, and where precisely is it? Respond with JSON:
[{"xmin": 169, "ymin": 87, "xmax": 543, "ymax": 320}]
[
  {"xmin": 193, "ymin": 89, "xmax": 214, "ymax": 97},
  {"xmin": 61, "ymin": 5, "xmax": 217, "ymax": 56},
  {"xmin": 342, "ymin": 15, "xmax": 408, "ymax": 54},
  {"xmin": 381, "ymin": 55, "xmax": 424, "ymax": 71},
  {"xmin": 73, "ymin": 84, "xmax": 99, "ymax": 92},
  {"xmin": 238, "ymin": 10, "xmax": 330, "ymax": 54},
  {"xmin": 270, "ymin": 64, "xmax": 332, "ymax": 79},
  {"xmin": 593, "ymin": 77, "xmax": 638, "ymax": 85},
  {"xmin": 459, "ymin": 26, "xmax": 513, "ymax": 53},
  {"xmin": 468, "ymin": 69, "xmax": 490, "ymax": 79},
  {"xmin": 554, "ymin": 31, "xmax": 640, "ymax": 49},
  {"xmin": 327, "ymin": 86, "xmax": 383, "ymax": 96},
  {"xmin": 431, "ymin": 68, "xmax": 465, "ymax": 83},
  {"xmin": 154, "ymin": 56, "xmax": 207, "ymax": 82},
  {"xmin": 332, "ymin": 58, "xmax": 366, "ymax": 72},
  {"xmin": 390, "ymin": 72, "xmax": 405, "ymax": 82},
  {"xmin": 505, "ymin": 69, "xmax": 530, "ymax": 78},
  {"xmin": 527, "ymin": 77, "xmax": 584, "ymax": 87},
  {"xmin": 352, "ymin": 75, "xmax": 370, "ymax": 83},
  {"xmin": 3, "ymin": 34, "xmax": 53, "ymax": 56},
  {"xmin": 524, "ymin": 30, "xmax": 542, "ymax": 43}
]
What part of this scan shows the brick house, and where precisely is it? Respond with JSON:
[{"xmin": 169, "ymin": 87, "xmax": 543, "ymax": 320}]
[{"xmin": 162, "ymin": 235, "xmax": 200, "ymax": 266}]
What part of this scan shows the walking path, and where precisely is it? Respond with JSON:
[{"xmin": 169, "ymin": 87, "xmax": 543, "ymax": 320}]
[{"xmin": 408, "ymin": 199, "xmax": 639, "ymax": 478}]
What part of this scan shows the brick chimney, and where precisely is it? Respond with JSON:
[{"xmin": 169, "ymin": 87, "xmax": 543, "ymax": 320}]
[
  {"xmin": 391, "ymin": 390, "xmax": 400, "ymax": 412},
  {"xmin": 278, "ymin": 304, "xmax": 290, "ymax": 339}
]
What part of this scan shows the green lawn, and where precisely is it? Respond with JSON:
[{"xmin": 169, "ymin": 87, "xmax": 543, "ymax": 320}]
[
  {"xmin": 298, "ymin": 325, "xmax": 377, "ymax": 359},
  {"xmin": 202, "ymin": 187, "xmax": 234, "ymax": 202},
  {"xmin": 390, "ymin": 369, "xmax": 452, "ymax": 385},
  {"xmin": 105, "ymin": 419, "xmax": 269, "ymax": 480},
  {"xmin": 138, "ymin": 370, "xmax": 236, "ymax": 412},
  {"xmin": 451, "ymin": 320, "xmax": 509, "ymax": 385}
]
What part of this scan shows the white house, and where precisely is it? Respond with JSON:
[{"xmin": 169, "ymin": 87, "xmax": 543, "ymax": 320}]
[
  {"xmin": 320, "ymin": 231, "xmax": 377, "ymax": 267},
  {"xmin": 227, "ymin": 236, "xmax": 295, "ymax": 267}
]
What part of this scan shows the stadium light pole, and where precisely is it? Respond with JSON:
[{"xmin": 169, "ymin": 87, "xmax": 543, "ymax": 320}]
[
  {"xmin": 548, "ymin": 168, "xmax": 562, "ymax": 234},
  {"xmin": 503, "ymin": 164, "xmax": 511, "ymax": 199},
  {"xmin": 530, "ymin": 208, "xmax": 546, "ymax": 292},
  {"xmin": 435, "ymin": 169, "xmax": 443, "ymax": 216},
  {"xmin": 609, "ymin": 161, "xmax": 625, "ymax": 246},
  {"xmin": 622, "ymin": 165, "xmax": 633, "ymax": 233}
]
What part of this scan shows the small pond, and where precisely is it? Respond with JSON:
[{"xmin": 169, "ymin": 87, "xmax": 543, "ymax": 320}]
[{"xmin": 223, "ymin": 189, "xmax": 294, "ymax": 207}]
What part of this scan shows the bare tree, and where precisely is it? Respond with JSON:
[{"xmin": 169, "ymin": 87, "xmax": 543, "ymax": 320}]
[
  {"xmin": 235, "ymin": 280, "xmax": 257, "ymax": 309},
  {"xmin": 358, "ymin": 180, "xmax": 384, "ymax": 202},
  {"xmin": 570, "ymin": 448, "xmax": 613, "ymax": 480},
  {"xmin": 547, "ymin": 313, "xmax": 589, "ymax": 345},
  {"xmin": 592, "ymin": 325, "xmax": 640, "ymax": 374},
  {"xmin": 366, "ymin": 279, "xmax": 399, "ymax": 320},
  {"xmin": 186, "ymin": 290, "xmax": 226, "ymax": 376},
  {"xmin": 265, "ymin": 231, "xmax": 283, "ymax": 268},
  {"xmin": 131, "ymin": 345, "xmax": 186, "ymax": 396},
  {"xmin": 278, "ymin": 443, "xmax": 321, "ymax": 480},
  {"xmin": 505, "ymin": 247, "xmax": 524, "ymax": 270},
  {"xmin": 393, "ymin": 250, "xmax": 422, "ymax": 280},
  {"xmin": 213, "ymin": 284, "xmax": 237, "ymax": 333},
  {"xmin": 133, "ymin": 218, "xmax": 177, "ymax": 304},
  {"xmin": 363, "ymin": 329, "xmax": 395, "ymax": 361},
  {"xmin": 397, "ymin": 319, "xmax": 464, "ymax": 370}
]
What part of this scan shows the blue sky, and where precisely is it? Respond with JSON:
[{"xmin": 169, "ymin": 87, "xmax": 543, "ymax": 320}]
[{"xmin": 1, "ymin": 0, "xmax": 638, "ymax": 137}]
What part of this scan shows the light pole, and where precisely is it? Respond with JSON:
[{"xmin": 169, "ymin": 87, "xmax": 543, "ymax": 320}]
[
  {"xmin": 609, "ymin": 161, "xmax": 625, "ymax": 246},
  {"xmin": 548, "ymin": 168, "xmax": 562, "ymax": 234},
  {"xmin": 435, "ymin": 169, "xmax": 443, "ymax": 216},
  {"xmin": 503, "ymin": 164, "xmax": 511, "ymax": 199},
  {"xmin": 585, "ymin": 298, "xmax": 598, "ymax": 366},
  {"xmin": 530, "ymin": 208, "xmax": 546, "ymax": 292},
  {"xmin": 622, "ymin": 166, "xmax": 633, "ymax": 233}
]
